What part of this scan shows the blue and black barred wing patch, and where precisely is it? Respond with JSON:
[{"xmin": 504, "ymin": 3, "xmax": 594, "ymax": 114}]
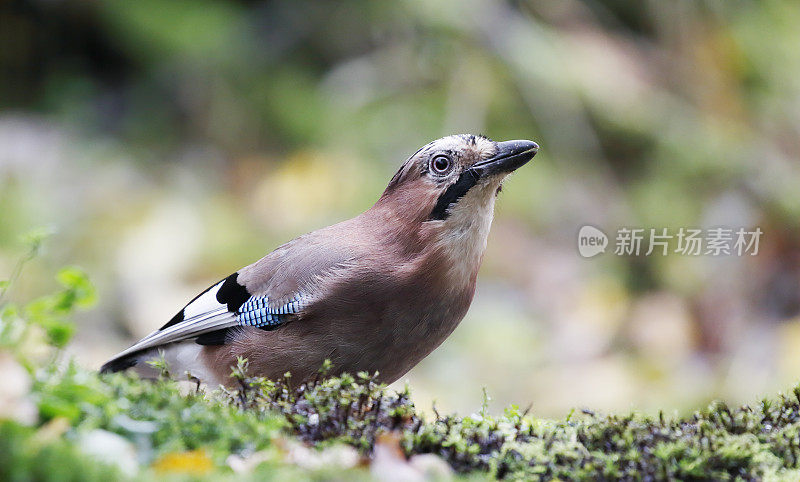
[
  {"xmin": 194, "ymin": 293, "xmax": 305, "ymax": 345},
  {"xmin": 236, "ymin": 294, "xmax": 304, "ymax": 329}
]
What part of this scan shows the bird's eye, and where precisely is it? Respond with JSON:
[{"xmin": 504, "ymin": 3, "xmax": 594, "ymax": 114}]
[{"xmin": 430, "ymin": 155, "xmax": 452, "ymax": 175}]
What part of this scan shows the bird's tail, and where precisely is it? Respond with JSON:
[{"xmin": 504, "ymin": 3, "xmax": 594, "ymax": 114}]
[
  {"xmin": 100, "ymin": 347, "xmax": 163, "ymax": 379},
  {"xmin": 100, "ymin": 351, "xmax": 143, "ymax": 374},
  {"xmin": 100, "ymin": 342, "xmax": 219, "ymax": 385}
]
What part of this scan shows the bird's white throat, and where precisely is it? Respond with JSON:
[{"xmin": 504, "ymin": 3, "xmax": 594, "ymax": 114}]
[{"xmin": 433, "ymin": 179, "xmax": 500, "ymax": 281}]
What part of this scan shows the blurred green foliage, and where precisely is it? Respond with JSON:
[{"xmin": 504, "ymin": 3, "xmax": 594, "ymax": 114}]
[
  {"xmin": 0, "ymin": 421, "xmax": 121, "ymax": 482},
  {"xmin": 0, "ymin": 232, "xmax": 96, "ymax": 370}
]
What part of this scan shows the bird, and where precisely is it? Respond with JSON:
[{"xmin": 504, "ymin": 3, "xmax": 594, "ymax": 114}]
[{"xmin": 101, "ymin": 134, "xmax": 538, "ymax": 386}]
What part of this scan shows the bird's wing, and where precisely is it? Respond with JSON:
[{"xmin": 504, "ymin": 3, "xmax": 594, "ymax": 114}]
[{"xmin": 103, "ymin": 227, "xmax": 360, "ymax": 365}]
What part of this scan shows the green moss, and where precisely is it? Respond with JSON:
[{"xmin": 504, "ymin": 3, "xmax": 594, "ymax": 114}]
[
  {"xmin": 0, "ymin": 420, "xmax": 122, "ymax": 482},
  {"xmin": 9, "ymin": 360, "xmax": 800, "ymax": 480}
]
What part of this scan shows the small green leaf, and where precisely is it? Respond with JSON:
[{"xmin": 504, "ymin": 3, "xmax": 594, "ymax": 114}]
[
  {"xmin": 40, "ymin": 317, "xmax": 76, "ymax": 348},
  {"xmin": 56, "ymin": 267, "xmax": 97, "ymax": 308},
  {"xmin": 19, "ymin": 226, "xmax": 55, "ymax": 248}
]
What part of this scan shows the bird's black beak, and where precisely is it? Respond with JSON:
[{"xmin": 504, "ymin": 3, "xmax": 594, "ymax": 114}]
[{"xmin": 472, "ymin": 140, "xmax": 539, "ymax": 177}]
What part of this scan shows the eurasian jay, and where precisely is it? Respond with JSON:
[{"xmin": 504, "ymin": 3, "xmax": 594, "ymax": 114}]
[{"xmin": 101, "ymin": 134, "xmax": 538, "ymax": 386}]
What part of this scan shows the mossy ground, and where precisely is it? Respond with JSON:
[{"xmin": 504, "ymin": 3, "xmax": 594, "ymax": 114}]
[{"xmin": 2, "ymin": 356, "xmax": 800, "ymax": 481}]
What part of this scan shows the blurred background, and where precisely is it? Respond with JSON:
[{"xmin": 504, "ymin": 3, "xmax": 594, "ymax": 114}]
[{"xmin": 1, "ymin": 0, "xmax": 799, "ymax": 418}]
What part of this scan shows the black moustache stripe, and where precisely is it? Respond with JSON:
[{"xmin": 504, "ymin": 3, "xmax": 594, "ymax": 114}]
[{"xmin": 428, "ymin": 169, "xmax": 479, "ymax": 221}]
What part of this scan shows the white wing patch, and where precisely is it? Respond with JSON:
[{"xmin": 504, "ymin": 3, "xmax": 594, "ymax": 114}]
[{"xmin": 183, "ymin": 280, "xmax": 228, "ymax": 319}]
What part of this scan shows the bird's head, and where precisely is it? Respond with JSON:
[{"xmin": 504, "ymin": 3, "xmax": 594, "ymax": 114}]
[{"xmin": 377, "ymin": 134, "xmax": 538, "ymax": 228}]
